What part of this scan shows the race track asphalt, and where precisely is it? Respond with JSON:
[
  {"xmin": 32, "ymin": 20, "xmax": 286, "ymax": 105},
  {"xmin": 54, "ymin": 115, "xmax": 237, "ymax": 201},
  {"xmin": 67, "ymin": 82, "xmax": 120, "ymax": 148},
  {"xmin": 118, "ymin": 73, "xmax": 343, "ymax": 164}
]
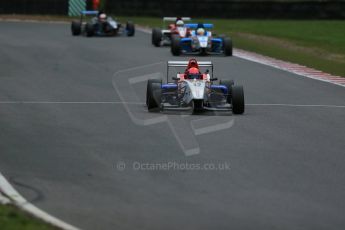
[{"xmin": 0, "ymin": 21, "xmax": 345, "ymax": 230}]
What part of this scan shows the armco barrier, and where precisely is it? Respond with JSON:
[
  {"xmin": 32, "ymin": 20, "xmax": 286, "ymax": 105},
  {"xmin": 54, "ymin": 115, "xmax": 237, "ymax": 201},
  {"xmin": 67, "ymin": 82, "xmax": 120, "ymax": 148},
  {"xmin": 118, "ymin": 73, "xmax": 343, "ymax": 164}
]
[
  {"xmin": 104, "ymin": 0, "xmax": 345, "ymax": 19},
  {"xmin": 0, "ymin": 0, "xmax": 345, "ymax": 19},
  {"xmin": 0, "ymin": 0, "xmax": 68, "ymax": 15}
]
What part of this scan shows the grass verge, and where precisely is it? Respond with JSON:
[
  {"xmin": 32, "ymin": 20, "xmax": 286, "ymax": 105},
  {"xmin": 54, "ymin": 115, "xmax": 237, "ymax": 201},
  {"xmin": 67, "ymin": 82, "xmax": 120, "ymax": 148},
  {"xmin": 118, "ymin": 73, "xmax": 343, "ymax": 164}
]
[
  {"xmin": 119, "ymin": 17, "xmax": 345, "ymax": 77},
  {"xmin": 0, "ymin": 204, "xmax": 58, "ymax": 230}
]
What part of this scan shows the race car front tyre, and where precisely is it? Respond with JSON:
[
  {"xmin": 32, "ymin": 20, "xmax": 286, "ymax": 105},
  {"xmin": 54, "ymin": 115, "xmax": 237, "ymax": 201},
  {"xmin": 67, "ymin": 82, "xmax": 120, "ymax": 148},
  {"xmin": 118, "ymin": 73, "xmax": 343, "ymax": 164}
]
[
  {"xmin": 231, "ymin": 85, "xmax": 245, "ymax": 114},
  {"xmin": 171, "ymin": 35, "xmax": 181, "ymax": 56},
  {"xmin": 146, "ymin": 79, "xmax": 161, "ymax": 106},
  {"xmin": 126, "ymin": 22, "xmax": 135, "ymax": 36},
  {"xmin": 223, "ymin": 37, "xmax": 233, "ymax": 56},
  {"xmin": 85, "ymin": 23, "xmax": 94, "ymax": 37},
  {"xmin": 192, "ymin": 99, "xmax": 204, "ymax": 113},
  {"xmin": 71, "ymin": 21, "xmax": 81, "ymax": 36},
  {"xmin": 219, "ymin": 79, "xmax": 235, "ymax": 104},
  {"xmin": 147, "ymin": 83, "xmax": 162, "ymax": 111},
  {"xmin": 152, "ymin": 28, "xmax": 162, "ymax": 47}
]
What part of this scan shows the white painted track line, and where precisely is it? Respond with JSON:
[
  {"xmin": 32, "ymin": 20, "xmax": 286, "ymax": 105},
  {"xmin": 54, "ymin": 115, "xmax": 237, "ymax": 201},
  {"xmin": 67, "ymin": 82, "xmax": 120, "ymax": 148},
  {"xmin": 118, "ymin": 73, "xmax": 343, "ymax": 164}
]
[
  {"xmin": 0, "ymin": 193, "xmax": 10, "ymax": 204},
  {"xmin": 0, "ymin": 101, "xmax": 142, "ymax": 105},
  {"xmin": 246, "ymin": 104, "xmax": 345, "ymax": 108},
  {"xmin": 1, "ymin": 101, "xmax": 344, "ymax": 109}
]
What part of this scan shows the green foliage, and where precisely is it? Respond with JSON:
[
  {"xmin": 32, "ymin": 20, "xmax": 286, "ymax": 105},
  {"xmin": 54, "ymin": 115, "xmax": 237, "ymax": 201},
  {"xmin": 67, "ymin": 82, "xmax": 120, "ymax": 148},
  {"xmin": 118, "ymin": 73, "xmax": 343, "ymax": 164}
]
[{"xmin": 0, "ymin": 205, "xmax": 57, "ymax": 230}]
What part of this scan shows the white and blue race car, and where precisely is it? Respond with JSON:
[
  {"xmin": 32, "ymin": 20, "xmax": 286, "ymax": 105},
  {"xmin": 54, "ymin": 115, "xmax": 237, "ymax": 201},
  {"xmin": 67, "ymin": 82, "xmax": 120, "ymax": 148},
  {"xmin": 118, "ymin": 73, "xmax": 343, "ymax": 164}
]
[
  {"xmin": 170, "ymin": 23, "xmax": 232, "ymax": 56},
  {"xmin": 146, "ymin": 59, "xmax": 244, "ymax": 114}
]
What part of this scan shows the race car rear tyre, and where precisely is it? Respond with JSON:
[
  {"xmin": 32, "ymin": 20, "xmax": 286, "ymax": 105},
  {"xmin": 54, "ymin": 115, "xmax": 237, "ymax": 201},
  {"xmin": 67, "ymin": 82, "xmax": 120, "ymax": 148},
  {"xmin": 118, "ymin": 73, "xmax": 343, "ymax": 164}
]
[
  {"xmin": 231, "ymin": 85, "xmax": 245, "ymax": 114},
  {"xmin": 71, "ymin": 21, "xmax": 81, "ymax": 36},
  {"xmin": 126, "ymin": 22, "xmax": 135, "ymax": 36},
  {"xmin": 223, "ymin": 37, "xmax": 233, "ymax": 56},
  {"xmin": 171, "ymin": 35, "xmax": 181, "ymax": 56},
  {"xmin": 146, "ymin": 79, "xmax": 161, "ymax": 106},
  {"xmin": 219, "ymin": 79, "xmax": 234, "ymax": 103},
  {"xmin": 148, "ymin": 83, "xmax": 162, "ymax": 111},
  {"xmin": 85, "ymin": 23, "xmax": 94, "ymax": 37},
  {"xmin": 152, "ymin": 28, "xmax": 162, "ymax": 47}
]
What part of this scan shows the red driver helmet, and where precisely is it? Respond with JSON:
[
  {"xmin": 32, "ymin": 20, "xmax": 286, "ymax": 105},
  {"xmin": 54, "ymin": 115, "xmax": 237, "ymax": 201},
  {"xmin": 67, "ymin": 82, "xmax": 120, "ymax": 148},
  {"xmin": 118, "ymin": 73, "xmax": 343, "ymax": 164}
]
[
  {"xmin": 187, "ymin": 67, "xmax": 200, "ymax": 79},
  {"xmin": 188, "ymin": 67, "xmax": 199, "ymax": 74}
]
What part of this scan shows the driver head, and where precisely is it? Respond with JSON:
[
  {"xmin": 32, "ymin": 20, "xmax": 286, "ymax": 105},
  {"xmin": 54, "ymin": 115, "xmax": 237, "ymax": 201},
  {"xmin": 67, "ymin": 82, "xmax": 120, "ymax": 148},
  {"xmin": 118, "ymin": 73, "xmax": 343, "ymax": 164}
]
[
  {"xmin": 188, "ymin": 67, "xmax": 200, "ymax": 79},
  {"xmin": 197, "ymin": 28, "xmax": 205, "ymax": 36},
  {"xmin": 99, "ymin": 13, "xmax": 107, "ymax": 22},
  {"xmin": 176, "ymin": 20, "xmax": 184, "ymax": 27}
]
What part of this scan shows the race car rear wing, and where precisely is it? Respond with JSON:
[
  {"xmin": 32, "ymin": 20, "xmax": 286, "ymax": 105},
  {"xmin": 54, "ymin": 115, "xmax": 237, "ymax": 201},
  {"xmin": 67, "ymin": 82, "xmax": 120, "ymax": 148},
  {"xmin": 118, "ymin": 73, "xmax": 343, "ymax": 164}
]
[
  {"xmin": 81, "ymin": 10, "xmax": 99, "ymax": 15},
  {"xmin": 79, "ymin": 10, "xmax": 99, "ymax": 23},
  {"xmin": 167, "ymin": 61, "xmax": 213, "ymax": 82},
  {"xmin": 163, "ymin": 17, "xmax": 191, "ymax": 21},
  {"xmin": 162, "ymin": 17, "xmax": 191, "ymax": 28},
  {"xmin": 185, "ymin": 23, "xmax": 214, "ymax": 29},
  {"xmin": 168, "ymin": 61, "xmax": 213, "ymax": 67}
]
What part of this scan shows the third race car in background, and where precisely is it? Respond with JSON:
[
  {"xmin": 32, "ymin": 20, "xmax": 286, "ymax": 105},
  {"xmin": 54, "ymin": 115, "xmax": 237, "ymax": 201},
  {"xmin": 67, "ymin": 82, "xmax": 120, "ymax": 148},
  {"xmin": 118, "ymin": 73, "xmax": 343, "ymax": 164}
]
[
  {"xmin": 152, "ymin": 17, "xmax": 192, "ymax": 47},
  {"xmin": 171, "ymin": 23, "xmax": 233, "ymax": 56},
  {"xmin": 71, "ymin": 11, "xmax": 135, "ymax": 37},
  {"xmin": 146, "ymin": 59, "xmax": 244, "ymax": 114}
]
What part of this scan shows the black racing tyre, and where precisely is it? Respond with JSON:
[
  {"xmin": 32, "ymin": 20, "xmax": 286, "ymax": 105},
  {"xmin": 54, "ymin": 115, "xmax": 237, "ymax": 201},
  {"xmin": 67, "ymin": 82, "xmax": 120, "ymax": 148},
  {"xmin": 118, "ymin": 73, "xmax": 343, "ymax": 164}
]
[
  {"xmin": 85, "ymin": 23, "xmax": 94, "ymax": 37},
  {"xmin": 71, "ymin": 21, "xmax": 81, "ymax": 36},
  {"xmin": 171, "ymin": 35, "xmax": 181, "ymax": 56},
  {"xmin": 219, "ymin": 79, "xmax": 234, "ymax": 103},
  {"xmin": 223, "ymin": 37, "xmax": 233, "ymax": 56},
  {"xmin": 126, "ymin": 22, "xmax": 135, "ymax": 36},
  {"xmin": 147, "ymin": 82, "xmax": 162, "ymax": 111},
  {"xmin": 231, "ymin": 85, "xmax": 245, "ymax": 114},
  {"xmin": 111, "ymin": 28, "xmax": 119, "ymax": 36},
  {"xmin": 192, "ymin": 99, "xmax": 204, "ymax": 113},
  {"xmin": 152, "ymin": 28, "xmax": 162, "ymax": 47},
  {"xmin": 146, "ymin": 79, "xmax": 161, "ymax": 106},
  {"xmin": 200, "ymin": 48, "xmax": 207, "ymax": 56}
]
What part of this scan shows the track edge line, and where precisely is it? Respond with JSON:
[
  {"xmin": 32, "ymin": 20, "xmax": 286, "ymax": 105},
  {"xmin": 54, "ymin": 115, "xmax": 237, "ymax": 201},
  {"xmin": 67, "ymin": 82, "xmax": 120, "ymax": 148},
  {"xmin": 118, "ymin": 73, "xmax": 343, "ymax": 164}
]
[{"xmin": 0, "ymin": 173, "xmax": 80, "ymax": 230}]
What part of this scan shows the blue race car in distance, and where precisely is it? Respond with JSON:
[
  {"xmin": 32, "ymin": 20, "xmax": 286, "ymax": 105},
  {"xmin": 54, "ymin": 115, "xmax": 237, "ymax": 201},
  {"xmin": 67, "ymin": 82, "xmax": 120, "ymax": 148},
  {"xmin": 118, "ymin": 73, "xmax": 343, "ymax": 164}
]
[
  {"xmin": 170, "ymin": 23, "xmax": 232, "ymax": 56},
  {"xmin": 71, "ymin": 11, "xmax": 135, "ymax": 37}
]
